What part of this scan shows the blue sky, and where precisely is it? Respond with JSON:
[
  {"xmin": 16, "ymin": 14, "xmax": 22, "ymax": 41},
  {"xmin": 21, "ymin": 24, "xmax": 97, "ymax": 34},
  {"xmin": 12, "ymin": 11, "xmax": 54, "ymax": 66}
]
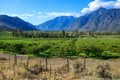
[{"xmin": 0, "ymin": 0, "xmax": 120, "ymax": 25}]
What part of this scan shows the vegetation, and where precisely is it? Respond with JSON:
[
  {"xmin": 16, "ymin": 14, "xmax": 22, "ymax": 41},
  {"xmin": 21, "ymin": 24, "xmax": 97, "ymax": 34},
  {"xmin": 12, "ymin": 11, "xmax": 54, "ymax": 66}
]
[
  {"xmin": 95, "ymin": 62, "xmax": 112, "ymax": 79},
  {"xmin": 11, "ymin": 29, "xmax": 120, "ymax": 38},
  {"xmin": 0, "ymin": 30, "xmax": 120, "ymax": 79},
  {"xmin": 0, "ymin": 31, "xmax": 120, "ymax": 59},
  {"xmin": 0, "ymin": 56, "xmax": 119, "ymax": 80}
]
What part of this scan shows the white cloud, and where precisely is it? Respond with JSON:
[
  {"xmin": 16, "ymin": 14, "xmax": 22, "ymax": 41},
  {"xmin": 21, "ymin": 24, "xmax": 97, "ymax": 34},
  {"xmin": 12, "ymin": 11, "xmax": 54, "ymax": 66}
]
[
  {"xmin": 115, "ymin": 0, "xmax": 120, "ymax": 8},
  {"xmin": 45, "ymin": 12, "xmax": 80, "ymax": 17},
  {"xmin": 38, "ymin": 12, "xmax": 42, "ymax": 15},
  {"xmin": 36, "ymin": 12, "xmax": 81, "ymax": 19},
  {"xmin": 81, "ymin": 0, "xmax": 120, "ymax": 14},
  {"xmin": 10, "ymin": 14, "xmax": 34, "ymax": 18}
]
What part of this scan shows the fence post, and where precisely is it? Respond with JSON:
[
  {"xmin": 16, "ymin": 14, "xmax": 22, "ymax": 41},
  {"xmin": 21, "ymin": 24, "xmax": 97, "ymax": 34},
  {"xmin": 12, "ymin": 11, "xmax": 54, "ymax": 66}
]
[
  {"xmin": 83, "ymin": 54, "xmax": 86, "ymax": 80},
  {"xmin": 66, "ymin": 57, "xmax": 69, "ymax": 72},
  {"xmin": 26, "ymin": 56, "xmax": 29, "ymax": 69},
  {"xmin": 45, "ymin": 57, "xmax": 48, "ymax": 71},
  {"xmin": 49, "ymin": 64, "xmax": 51, "ymax": 80},
  {"xmin": 14, "ymin": 54, "xmax": 17, "ymax": 66}
]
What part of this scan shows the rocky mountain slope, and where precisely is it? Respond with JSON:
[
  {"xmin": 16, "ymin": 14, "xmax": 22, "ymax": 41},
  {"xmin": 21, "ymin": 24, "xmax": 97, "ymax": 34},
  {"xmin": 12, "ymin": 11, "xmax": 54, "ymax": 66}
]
[{"xmin": 37, "ymin": 7, "xmax": 120, "ymax": 32}]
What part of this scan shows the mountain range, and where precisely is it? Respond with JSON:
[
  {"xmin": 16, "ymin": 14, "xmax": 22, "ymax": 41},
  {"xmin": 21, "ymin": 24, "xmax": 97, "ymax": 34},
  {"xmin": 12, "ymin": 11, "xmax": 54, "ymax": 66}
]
[
  {"xmin": 37, "ymin": 7, "xmax": 120, "ymax": 32},
  {"xmin": 0, "ymin": 7, "xmax": 120, "ymax": 32},
  {"xmin": 0, "ymin": 15, "xmax": 37, "ymax": 31}
]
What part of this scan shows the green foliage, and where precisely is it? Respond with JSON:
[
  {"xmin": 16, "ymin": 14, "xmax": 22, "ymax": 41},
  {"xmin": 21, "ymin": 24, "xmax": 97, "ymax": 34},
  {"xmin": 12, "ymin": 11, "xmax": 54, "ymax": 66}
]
[
  {"xmin": 11, "ymin": 43, "xmax": 25, "ymax": 54},
  {"xmin": 109, "ymin": 45, "xmax": 120, "ymax": 53},
  {"xmin": 82, "ymin": 45, "xmax": 103, "ymax": 57},
  {"xmin": 61, "ymin": 30, "xmax": 66, "ymax": 38},
  {"xmin": 0, "ymin": 31, "xmax": 14, "ymax": 39},
  {"xmin": 0, "ymin": 37, "xmax": 120, "ymax": 58}
]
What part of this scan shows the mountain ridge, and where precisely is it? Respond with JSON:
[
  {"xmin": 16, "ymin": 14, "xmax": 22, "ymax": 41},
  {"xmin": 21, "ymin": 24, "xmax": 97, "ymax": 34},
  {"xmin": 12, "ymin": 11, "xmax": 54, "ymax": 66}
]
[
  {"xmin": 0, "ymin": 15, "xmax": 37, "ymax": 31},
  {"xmin": 37, "ymin": 16, "xmax": 76, "ymax": 31},
  {"xmin": 37, "ymin": 7, "xmax": 120, "ymax": 32},
  {"xmin": 0, "ymin": 7, "xmax": 120, "ymax": 32}
]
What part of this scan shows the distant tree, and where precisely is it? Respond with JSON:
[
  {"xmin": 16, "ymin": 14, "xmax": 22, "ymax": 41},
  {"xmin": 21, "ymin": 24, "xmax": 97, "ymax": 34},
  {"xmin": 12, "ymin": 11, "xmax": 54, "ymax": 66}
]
[
  {"xmin": 75, "ymin": 29, "xmax": 79, "ymax": 38},
  {"xmin": 12, "ymin": 28, "xmax": 18, "ymax": 37},
  {"xmin": 19, "ymin": 29, "xmax": 23, "ymax": 36},
  {"xmin": 61, "ymin": 30, "xmax": 66, "ymax": 38}
]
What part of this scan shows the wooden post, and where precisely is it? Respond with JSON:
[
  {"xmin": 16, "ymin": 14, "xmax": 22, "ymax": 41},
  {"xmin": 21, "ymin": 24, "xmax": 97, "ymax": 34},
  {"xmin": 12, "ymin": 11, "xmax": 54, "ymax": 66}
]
[
  {"xmin": 26, "ymin": 56, "xmax": 29, "ymax": 79},
  {"xmin": 13, "ymin": 54, "xmax": 17, "ymax": 80},
  {"xmin": 26, "ymin": 56, "xmax": 29, "ymax": 69},
  {"xmin": 83, "ymin": 53, "xmax": 86, "ymax": 80},
  {"xmin": 8, "ymin": 53, "xmax": 10, "ymax": 80},
  {"xmin": 83, "ymin": 56, "xmax": 86, "ymax": 70},
  {"xmin": 39, "ymin": 59, "xmax": 41, "ymax": 68},
  {"xmin": 49, "ymin": 64, "xmax": 51, "ymax": 80},
  {"xmin": 8, "ymin": 53, "xmax": 10, "ymax": 66},
  {"xmin": 45, "ymin": 57, "xmax": 48, "ymax": 71},
  {"xmin": 14, "ymin": 54, "xmax": 17, "ymax": 66},
  {"xmin": 66, "ymin": 57, "xmax": 69, "ymax": 72}
]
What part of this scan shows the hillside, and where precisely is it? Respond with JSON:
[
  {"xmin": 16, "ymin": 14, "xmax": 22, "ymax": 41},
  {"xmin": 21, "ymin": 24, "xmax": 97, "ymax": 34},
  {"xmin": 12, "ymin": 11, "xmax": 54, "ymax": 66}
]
[
  {"xmin": 37, "ymin": 16, "xmax": 76, "ymax": 31},
  {"xmin": 37, "ymin": 7, "xmax": 120, "ymax": 32},
  {"xmin": 0, "ymin": 15, "xmax": 37, "ymax": 31},
  {"xmin": 1, "ymin": 8, "xmax": 120, "ymax": 32}
]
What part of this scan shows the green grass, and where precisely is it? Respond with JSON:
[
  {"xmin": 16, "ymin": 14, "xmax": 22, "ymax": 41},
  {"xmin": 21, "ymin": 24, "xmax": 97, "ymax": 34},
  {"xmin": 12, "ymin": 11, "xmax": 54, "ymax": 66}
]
[{"xmin": 0, "ymin": 31, "xmax": 17, "ymax": 40}]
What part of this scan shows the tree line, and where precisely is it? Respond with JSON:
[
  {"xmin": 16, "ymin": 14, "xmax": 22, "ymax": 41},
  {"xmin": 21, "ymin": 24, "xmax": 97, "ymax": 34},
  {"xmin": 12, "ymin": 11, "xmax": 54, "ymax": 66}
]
[{"xmin": 12, "ymin": 29, "xmax": 120, "ymax": 38}]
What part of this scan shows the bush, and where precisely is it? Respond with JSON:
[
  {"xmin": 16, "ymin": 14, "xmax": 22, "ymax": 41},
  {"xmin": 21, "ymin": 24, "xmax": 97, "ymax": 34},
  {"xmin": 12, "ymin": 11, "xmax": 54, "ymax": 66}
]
[
  {"xmin": 11, "ymin": 43, "xmax": 25, "ymax": 54},
  {"xmin": 94, "ymin": 62, "xmax": 112, "ymax": 79},
  {"xmin": 81, "ymin": 45, "xmax": 103, "ymax": 58},
  {"xmin": 56, "ymin": 64, "xmax": 69, "ymax": 75},
  {"xmin": 102, "ymin": 51, "xmax": 119, "ymax": 59},
  {"xmin": 109, "ymin": 45, "xmax": 120, "ymax": 55},
  {"xmin": 31, "ymin": 44, "xmax": 51, "ymax": 57},
  {"xmin": 71, "ymin": 60, "xmax": 84, "ymax": 74},
  {"xmin": 45, "ymin": 45, "xmax": 62, "ymax": 57},
  {"xmin": 63, "ymin": 46, "xmax": 77, "ymax": 56}
]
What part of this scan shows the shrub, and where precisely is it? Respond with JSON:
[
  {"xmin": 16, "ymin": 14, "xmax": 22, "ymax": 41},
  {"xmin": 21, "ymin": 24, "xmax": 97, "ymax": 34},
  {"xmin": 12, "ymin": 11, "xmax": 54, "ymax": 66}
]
[
  {"xmin": 0, "ymin": 42, "xmax": 12, "ymax": 51},
  {"xmin": 57, "ymin": 64, "xmax": 69, "ymax": 75},
  {"xmin": 45, "ymin": 45, "xmax": 62, "ymax": 57},
  {"xmin": 94, "ymin": 62, "xmax": 112, "ymax": 79},
  {"xmin": 109, "ymin": 45, "xmax": 120, "ymax": 54},
  {"xmin": 81, "ymin": 45, "xmax": 103, "ymax": 58},
  {"xmin": 11, "ymin": 43, "xmax": 25, "ymax": 54},
  {"xmin": 63, "ymin": 46, "xmax": 76, "ymax": 56},
  {"xmin": 71, "ymin": 60, "xmax": 84, "ymax": 74},
  {"xmin": 30, "ymin": 44, "xmax": 51, "ymax": 57}
]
